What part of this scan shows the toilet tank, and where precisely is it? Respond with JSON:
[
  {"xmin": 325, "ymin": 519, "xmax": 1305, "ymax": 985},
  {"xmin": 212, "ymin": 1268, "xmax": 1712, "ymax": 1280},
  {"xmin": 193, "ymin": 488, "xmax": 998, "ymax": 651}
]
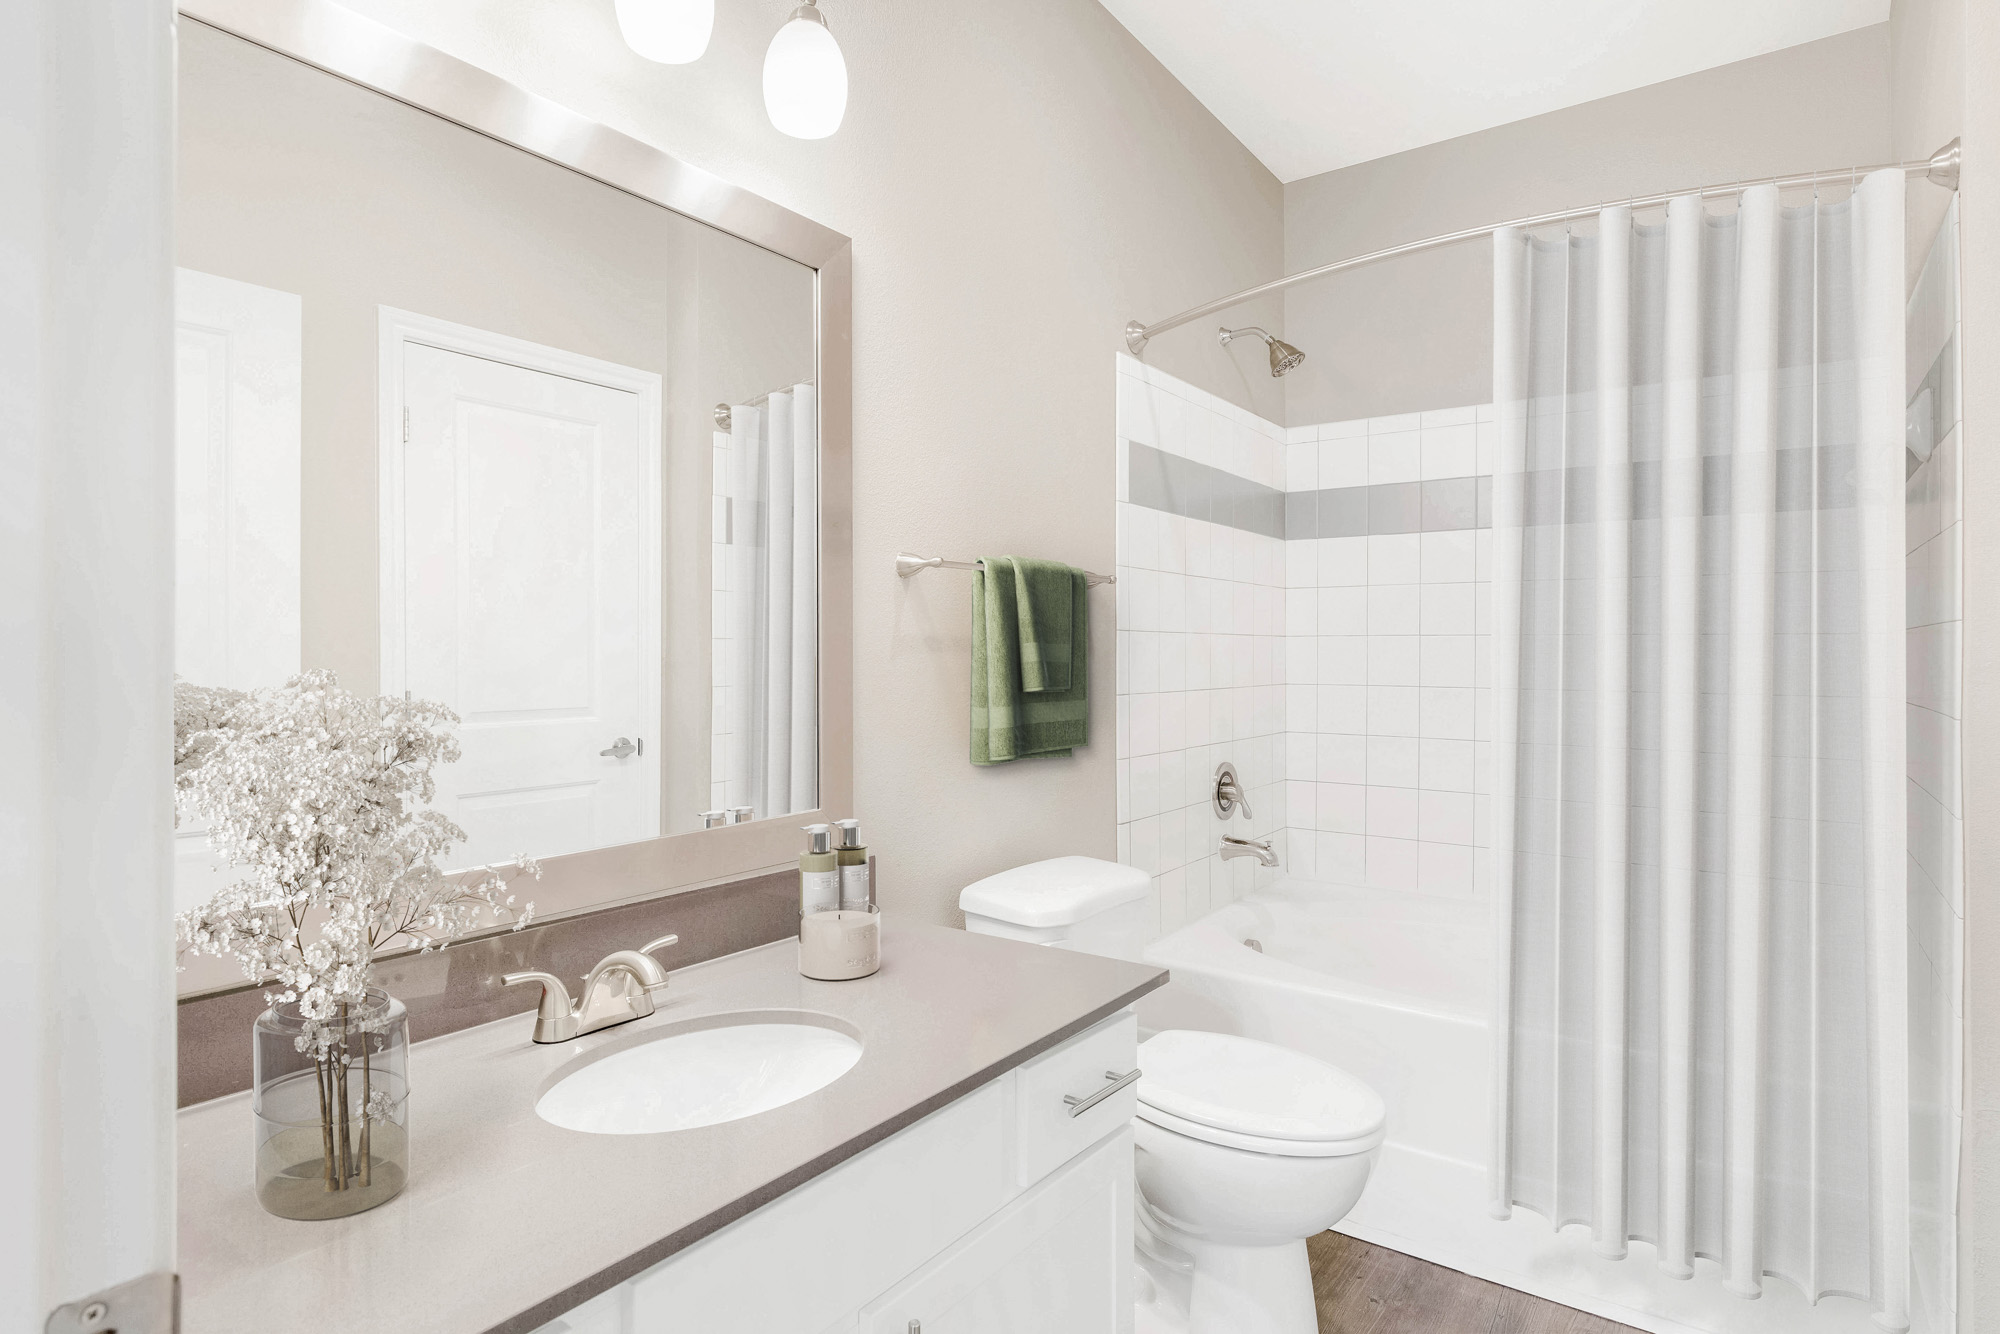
[{"xmin": 959, "ymin": 856, "xmax": 1154, "ymax": 962}]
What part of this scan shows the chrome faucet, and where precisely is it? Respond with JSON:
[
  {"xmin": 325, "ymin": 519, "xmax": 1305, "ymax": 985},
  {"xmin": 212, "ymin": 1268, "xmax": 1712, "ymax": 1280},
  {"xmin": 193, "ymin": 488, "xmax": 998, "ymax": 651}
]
[
  {"xmin": 503, "ymin": 934, "xmax": 680, "ymax": 1043},
  {"xmin": 1220, "ymin": 835, "xmax": 1279, "ymax": 868}
]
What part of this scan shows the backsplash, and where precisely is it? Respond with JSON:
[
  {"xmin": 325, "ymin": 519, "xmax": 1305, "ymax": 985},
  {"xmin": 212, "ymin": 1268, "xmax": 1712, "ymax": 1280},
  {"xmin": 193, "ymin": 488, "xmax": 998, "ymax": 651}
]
[
  {"xmin": 1276, "ymin": 405, "xmax": 1493, "ymax": 897},
  {"xmin": 1114, "ymin": 357, "xmax": 1288, "ymax": 939},
  {"xmin": 1115, "ymin": 353, "xmax": 1494, "ymax": 943},
  {"xmin": 176, "ymin": 868, "xmax": 801, "ymax": 1107}
]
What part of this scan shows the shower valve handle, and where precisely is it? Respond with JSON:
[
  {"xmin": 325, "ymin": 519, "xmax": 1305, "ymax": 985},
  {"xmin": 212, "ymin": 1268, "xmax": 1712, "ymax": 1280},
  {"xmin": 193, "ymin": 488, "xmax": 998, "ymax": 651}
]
[{"xmin": 1213, "ymin": 762, "xmax": 1253, "ymax": 820}]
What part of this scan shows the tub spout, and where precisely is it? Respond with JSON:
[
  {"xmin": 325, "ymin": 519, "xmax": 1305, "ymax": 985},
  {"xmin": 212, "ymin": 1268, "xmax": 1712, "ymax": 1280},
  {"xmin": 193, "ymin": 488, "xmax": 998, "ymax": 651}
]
[{"xmin": 1220, "ymin": 835, "xmax": 1279, "ymax": 868}]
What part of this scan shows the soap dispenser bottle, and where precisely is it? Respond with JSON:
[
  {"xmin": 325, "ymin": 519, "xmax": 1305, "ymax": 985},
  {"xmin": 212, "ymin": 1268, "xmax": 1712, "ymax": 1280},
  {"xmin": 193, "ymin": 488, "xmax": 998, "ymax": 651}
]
[
  {"xmin": 834, "ymin": 818, "xmax": 870, "ymax": 910},
  {"xmin": 799, "ymin": 824, "xmax": 840, "ymax": 917}
]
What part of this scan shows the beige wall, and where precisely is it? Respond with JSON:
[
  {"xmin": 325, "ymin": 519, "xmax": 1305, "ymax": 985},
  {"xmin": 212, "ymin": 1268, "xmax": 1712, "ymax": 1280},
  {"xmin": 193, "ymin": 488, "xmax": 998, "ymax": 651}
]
[
  {"xmin": 326, "ymin": 0, "xmax": 1285, "ymax": 924},
  {"xmin": 178, "ymin": 22, "xmax": 814, "ymax": 839},
  {"xmin": 1280, "ymin": 25, "xmax": 1894, "ymax": 425}
]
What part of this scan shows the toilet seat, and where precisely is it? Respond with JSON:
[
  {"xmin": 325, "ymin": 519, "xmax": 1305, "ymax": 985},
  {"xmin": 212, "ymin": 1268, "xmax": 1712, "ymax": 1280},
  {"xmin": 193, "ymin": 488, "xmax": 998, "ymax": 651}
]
[
  {"xmin": 1136, "ymin": 1101, "xmax": 1386, "ymax": 1157},
  {"xmin": 1135, "ymin": 1030, "xmax": 1385, "ymax": 1158}
]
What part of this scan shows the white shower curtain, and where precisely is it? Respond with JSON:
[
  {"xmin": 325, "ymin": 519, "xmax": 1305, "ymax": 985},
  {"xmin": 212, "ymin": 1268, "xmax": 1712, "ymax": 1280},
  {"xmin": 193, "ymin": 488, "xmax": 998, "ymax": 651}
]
[
  {"xmin": 1488, "ymin": 172, "xmax": 1908, "ymax": 1326},
  {"xmin": 723, "ymin": 384, "xmax": 819, "ymax": 820}
]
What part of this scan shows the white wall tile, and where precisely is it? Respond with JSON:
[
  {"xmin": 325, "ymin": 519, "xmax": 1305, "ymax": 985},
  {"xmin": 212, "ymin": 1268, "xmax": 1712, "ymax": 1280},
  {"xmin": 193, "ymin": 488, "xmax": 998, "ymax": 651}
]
[
  {"xmin": 1420, "ymin": 738, "xmax": 1477, "ymax": 793},
  {"xmin": 1370, "ymin": 534, "xmax": 1421, "ymax": 584},
  {"xmin": 1318, "ymin": 586, "xmax": 1367, "ymax": 632},
  {"xmin": 1421, "ymin": 686, "xmax": 1478, "ymax": 740},
  {"xmin": 1421, "ymin": 530, "xmax": 1477, "ymax": 583},
  {"xmin": 1418, "ymin": 841, "xmax": 1476, "ymax": 896},
  {"xmin": 1368, "ymin": 636, "xmax": 1421, "ymax": 686},
  {"xmin": 1319, "ymin": 686, "xmax": 1368, "ymax": 737},
  {"xmin": 1420, "ymin": 790, "xmax": 1476, "ymax": 845},
  {"xmin": 1126, "ymin": 390, "xmax": 1509, "ymax": 930},
  {"xmin": 1319, "ymin": 439, "xmax": 1368, "ymax": 489},
  {"xmin": 1421, "ymin": 635, "xmax": 1477, "ymax": 688},
  {"xmin": 1368, "ymin": 587, "xmax": 1421, "ymax": 636},
  {"xmin": 1319, "ymin": 536, "xmax": 1370, "ymax": 586},
  {"xmin": 1421, "ymin": 583, "xmax": 1478, "ymax": 635},
  {"xmin": 1367, "ymin": 836, "xmax": 1419, "ymax": 890},
  {"xmin": 1286, "ymin": 442, "xmax": 1318, "ymax": 492},
  {"xmin": 1367, "ymin": 786, "xmax": 1420, "ymax": 839},
  {"xmin": 1318, "ymin": 832, "xmax": 1367, "ymax": 882},
  {"xmin": 1319, "ymin": 782, "xmax": 1368, "ymax": 834},
  {"xmin": 1320, "ymin": 636, "xmax": 1368, "ymax": 686},
  {"xmin": 1366, "ymin": 735, "xmax": 1421, "ymax": 788},
  {"xmin": 1368, "ymin": 430, "xmax": 1422, "ymax": 485},
  {"xmin": 1420, "ymin": 423, "xmax": 1478, "ymax": 480}
]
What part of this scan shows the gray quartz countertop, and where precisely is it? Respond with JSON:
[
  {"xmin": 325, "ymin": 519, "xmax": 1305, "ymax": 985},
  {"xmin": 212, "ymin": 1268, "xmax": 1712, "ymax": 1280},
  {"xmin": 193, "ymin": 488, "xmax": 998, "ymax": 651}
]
[{"xmin": 177, "ymin": 920, "xmax": 1167, "ymax": 1334}]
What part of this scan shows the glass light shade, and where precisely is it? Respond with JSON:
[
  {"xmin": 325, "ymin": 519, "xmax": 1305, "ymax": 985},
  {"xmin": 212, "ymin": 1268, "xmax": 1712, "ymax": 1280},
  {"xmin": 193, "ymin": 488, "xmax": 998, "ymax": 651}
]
[
  {"xmin": 615, "ymin": 0, "xmax": 714, "ymax": 64},
  {"xmin": 763, "ymin": 11, "xmax": 848, "ymax": 140}
]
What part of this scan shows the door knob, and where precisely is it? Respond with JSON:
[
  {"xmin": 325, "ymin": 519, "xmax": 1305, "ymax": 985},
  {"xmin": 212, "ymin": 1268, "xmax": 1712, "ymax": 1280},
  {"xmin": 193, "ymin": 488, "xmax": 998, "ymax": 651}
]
[{"xmin": 599, "ymin": 737, "xmax": 641, "ymax": 759}]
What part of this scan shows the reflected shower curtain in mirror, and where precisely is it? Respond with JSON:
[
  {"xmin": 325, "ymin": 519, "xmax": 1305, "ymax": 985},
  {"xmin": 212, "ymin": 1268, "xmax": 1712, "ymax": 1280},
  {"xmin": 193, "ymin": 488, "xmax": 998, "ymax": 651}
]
[
  {"xmin": 1488, "ymin": 172, "xmax": 1908, "ymax": 1326},
  {"xmin": 717, "ymin": 384, "xmax": 819, "ymax": 820}
]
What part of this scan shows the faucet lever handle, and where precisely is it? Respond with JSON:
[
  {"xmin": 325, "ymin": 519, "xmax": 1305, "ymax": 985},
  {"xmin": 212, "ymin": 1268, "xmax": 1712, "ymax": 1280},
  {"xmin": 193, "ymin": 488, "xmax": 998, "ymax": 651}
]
[
  {"xmin": 502, "ymin": 970, "xmax": 579, "ymax": 1043},
  {"xmin": 503, "ymin": 969, "xmax": 572, "ymax": 1009},
  {"xmin": 640, "ymin": 934, "xmax": 680, "ymax": 957}
]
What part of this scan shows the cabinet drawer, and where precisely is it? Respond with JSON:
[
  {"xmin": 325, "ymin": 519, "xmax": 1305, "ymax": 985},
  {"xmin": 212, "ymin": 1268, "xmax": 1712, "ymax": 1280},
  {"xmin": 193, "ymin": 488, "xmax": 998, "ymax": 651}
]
[{"xmin": 1011, "ymin": 1010, "xmax": 1138, "ymax": 1187}]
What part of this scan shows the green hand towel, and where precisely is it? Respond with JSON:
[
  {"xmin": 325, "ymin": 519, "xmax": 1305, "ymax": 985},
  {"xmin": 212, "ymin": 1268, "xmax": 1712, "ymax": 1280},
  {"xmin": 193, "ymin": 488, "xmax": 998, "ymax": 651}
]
[
  {"xmin": 1011, "ymin": 556, "xmax": 1074, "ymax": 693},
  {"xmin": 970, "ymin": 557, "xmax": 1089, "ymax": 765}
]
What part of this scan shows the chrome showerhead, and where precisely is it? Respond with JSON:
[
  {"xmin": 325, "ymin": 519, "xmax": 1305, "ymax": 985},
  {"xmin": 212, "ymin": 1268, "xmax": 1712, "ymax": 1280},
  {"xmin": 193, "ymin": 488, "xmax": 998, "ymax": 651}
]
[{"xmin": 1219, "ymin": 325, "xmax": 1306, "ymax": 377}]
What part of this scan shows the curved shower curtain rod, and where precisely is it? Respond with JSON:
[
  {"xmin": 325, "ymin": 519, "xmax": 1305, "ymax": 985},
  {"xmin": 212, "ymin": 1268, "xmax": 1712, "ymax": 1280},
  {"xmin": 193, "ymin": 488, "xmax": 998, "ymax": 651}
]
[{"xmin": 1124, "ymin": 138, "xmax": 1962, "ymax": 356}]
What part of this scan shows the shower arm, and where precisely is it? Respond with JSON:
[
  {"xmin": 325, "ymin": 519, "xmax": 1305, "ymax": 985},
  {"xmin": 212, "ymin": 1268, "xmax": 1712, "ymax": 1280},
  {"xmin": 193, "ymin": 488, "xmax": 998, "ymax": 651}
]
[{"xmin": 1124, "ymin": 139, "xmax": 1961, "ymax": 356}]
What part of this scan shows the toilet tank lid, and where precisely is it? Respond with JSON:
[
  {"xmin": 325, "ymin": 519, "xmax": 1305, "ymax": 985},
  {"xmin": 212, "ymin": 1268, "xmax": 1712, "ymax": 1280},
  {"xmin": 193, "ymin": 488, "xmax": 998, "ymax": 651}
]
[
  {"xmin": 1136, "ymin": 1030, "xmax": 1386, "ymax": 1143},
  {"xmin": 959, "ymin": 856, "xmax": 1151, "ymax": 927}
]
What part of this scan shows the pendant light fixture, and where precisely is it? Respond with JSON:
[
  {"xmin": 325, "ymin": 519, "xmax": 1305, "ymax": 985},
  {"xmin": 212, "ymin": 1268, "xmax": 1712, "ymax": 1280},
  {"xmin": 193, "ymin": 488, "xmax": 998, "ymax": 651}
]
[
  {"xmin": 763, "ymin": 0, "xmax": 848, "ymax": 140},
  {"xmin": 614, "ymin": 0, "xmax": 715, "ymax": 64}
]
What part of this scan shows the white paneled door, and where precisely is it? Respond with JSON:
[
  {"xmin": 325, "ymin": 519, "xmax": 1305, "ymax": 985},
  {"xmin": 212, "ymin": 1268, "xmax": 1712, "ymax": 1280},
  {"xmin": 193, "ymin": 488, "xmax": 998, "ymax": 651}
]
[{"xmin": 383, "ymin": 313, "xmax": 661, "ymax": 871}]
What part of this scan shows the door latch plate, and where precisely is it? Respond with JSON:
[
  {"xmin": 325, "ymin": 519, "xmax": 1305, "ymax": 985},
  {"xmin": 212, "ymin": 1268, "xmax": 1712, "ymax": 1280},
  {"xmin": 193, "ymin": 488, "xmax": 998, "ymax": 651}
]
[{"xmin": 46, "ymin": 1271, "xmax": 178, "ymax": 1334}]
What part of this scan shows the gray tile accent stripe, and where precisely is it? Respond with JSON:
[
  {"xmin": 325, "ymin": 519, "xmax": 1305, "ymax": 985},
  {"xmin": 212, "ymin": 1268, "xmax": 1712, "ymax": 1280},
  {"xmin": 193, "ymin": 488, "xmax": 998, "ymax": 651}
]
[
  {"xmin": 1125, "ymin": 440, "xmax": 1492, "ymax": 540},
  {"xmin": 1127, "ymin": 441, "xmax": 1286, "ymax": 539}
]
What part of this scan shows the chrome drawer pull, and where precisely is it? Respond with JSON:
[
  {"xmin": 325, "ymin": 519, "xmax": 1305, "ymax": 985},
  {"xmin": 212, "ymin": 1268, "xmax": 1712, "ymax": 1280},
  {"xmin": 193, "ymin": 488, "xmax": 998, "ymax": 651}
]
[{"xmin": 1063, "ymin": 1067, "xmax": 1141, "ymax": 1118}]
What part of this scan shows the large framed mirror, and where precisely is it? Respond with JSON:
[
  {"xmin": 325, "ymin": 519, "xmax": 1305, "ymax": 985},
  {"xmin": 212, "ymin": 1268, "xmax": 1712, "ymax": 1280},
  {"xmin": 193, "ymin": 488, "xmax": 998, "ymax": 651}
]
[{"xmin": 174, "ymin": 0, "xmax": 851, "ymax": 993}]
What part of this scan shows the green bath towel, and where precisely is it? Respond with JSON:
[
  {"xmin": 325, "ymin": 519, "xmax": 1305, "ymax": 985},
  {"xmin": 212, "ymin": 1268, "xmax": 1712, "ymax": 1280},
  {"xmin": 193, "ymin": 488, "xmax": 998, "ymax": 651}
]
[{"xmin": 971, "ymin": 557, "xmax": 1089, "ymax": 764}]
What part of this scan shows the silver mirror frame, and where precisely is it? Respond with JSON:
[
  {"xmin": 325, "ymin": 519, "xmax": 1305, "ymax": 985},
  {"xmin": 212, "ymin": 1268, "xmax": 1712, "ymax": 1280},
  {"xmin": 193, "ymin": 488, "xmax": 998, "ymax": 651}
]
[{"xmin": 175, "ymin": 0, "xmax": 854, "ymax": 993}]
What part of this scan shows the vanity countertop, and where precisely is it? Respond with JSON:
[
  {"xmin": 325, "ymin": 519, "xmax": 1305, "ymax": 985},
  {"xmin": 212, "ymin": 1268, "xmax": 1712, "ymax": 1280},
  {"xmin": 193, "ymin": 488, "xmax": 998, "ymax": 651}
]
[{"xmin": 177, "ymin": 920, "xmax": 1167, "ymax": 1334}]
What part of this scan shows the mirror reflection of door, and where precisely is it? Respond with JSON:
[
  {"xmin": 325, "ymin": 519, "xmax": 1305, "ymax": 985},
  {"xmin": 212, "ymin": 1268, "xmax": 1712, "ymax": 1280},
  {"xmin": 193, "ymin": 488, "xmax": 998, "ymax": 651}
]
[
  {"xmin": 381, "ymin": 312, "xmax": 663, "ymax": 870},
  {"xmin": 173, "ymin": 267, "xmax": 303, "ymax": 911}
]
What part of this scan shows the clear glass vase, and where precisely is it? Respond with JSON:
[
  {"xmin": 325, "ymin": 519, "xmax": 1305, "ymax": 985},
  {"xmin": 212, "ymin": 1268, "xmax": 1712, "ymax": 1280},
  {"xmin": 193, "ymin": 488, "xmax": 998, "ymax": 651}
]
[{"xmin": 252, "ymin": 987, "xmax": 409, "ymax": 1220}]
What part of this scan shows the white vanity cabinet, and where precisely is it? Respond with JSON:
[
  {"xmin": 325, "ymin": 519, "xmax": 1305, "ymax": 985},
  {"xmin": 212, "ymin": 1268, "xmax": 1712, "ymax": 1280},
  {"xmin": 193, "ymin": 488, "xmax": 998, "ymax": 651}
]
[{"xmin": 536, "ymin": 1010, "xmax": 1138, "ymax": 1334}]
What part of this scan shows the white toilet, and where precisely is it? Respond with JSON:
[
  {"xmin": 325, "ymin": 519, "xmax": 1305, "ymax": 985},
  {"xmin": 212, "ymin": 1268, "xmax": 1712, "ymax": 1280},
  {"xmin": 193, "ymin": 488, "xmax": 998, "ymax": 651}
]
[{"xmin": 961, "ymin": 857, "xmax": 1387, "ymax": 1334}]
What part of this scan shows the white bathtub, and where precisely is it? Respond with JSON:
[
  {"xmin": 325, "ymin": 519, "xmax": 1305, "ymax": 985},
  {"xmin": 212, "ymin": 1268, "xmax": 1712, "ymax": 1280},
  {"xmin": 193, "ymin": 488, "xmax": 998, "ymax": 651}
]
[{"xmin": 1137, "ymin": 878, "xmax": 1888, "ymax": 1334}]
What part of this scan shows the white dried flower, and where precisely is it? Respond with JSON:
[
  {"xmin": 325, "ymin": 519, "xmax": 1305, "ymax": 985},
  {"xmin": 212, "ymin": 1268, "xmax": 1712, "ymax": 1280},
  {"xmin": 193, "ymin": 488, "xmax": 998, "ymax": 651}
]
[{"xmin": 174, "ymin": 670, "xmax": 539, "ymax": 1053}]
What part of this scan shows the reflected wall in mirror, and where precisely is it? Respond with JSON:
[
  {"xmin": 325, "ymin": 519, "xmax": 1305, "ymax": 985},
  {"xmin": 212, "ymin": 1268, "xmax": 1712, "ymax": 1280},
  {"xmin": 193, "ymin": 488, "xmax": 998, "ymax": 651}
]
[{"xmin": 174, "ymin": 19, "xmax": 821, "ymax": 911}]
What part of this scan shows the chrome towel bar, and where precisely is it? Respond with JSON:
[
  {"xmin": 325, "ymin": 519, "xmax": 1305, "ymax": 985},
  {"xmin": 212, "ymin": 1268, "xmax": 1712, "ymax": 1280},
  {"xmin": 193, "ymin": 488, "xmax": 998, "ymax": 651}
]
[{"xmin": 896, "ymin": 551, "xmax": 1115, "ymax": 586}]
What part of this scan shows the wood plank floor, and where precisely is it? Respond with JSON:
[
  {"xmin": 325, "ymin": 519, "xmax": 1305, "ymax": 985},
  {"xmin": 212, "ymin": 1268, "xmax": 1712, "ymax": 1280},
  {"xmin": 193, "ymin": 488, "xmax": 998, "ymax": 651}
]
[{"xmin": 1307, "ymin": 1232, "xmax": 1641, "ymax": 1334}]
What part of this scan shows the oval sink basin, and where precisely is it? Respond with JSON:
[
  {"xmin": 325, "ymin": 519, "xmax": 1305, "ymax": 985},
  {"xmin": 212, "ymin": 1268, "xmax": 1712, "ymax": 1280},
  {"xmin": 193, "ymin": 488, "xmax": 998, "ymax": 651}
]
[{"xmin": 536, "ymin": 1020, "xmax": 863, "ymax": 1135}]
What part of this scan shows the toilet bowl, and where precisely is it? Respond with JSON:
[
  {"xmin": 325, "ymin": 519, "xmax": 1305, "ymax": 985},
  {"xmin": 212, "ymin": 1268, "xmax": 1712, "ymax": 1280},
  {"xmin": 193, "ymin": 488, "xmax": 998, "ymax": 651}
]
[
  {"xmin": 1130, "ymin": 1029, "xmax": 1384, "ymax": 1334},
  {"xmin": 958, "ymin": 859, "xmax": 1390, "ymax": 1334}
]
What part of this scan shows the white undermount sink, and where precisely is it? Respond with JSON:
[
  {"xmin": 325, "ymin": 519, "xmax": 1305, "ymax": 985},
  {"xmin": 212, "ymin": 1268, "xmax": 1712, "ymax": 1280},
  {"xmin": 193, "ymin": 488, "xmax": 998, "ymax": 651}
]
[{"xmin": 535, "ymin": 1017, "xmax": 863, "ymax": 1135}]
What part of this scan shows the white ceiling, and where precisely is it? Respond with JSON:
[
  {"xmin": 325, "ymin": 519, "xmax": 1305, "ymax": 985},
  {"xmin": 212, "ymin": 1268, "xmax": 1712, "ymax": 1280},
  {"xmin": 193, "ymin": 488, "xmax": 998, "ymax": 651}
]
[{"xmin": 1096, "ymin": 0, "xmax": 1890, "ymax": 183}]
